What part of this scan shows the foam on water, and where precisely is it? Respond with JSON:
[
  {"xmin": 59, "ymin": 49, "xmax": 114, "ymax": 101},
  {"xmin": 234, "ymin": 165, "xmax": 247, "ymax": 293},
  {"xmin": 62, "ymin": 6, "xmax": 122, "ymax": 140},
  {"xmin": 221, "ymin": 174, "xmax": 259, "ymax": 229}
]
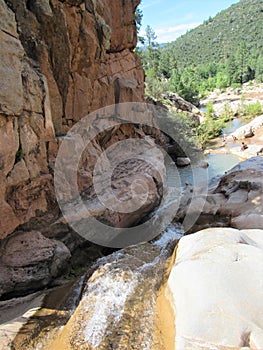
[
  {"xmin": 153, "ymin": 224, "xmax": 183, "ymax": 247},
  {"xmin": 83, "ymin": 273, "xmax": 138, "ymax": 347},
  {"xmin": 82, "ymin": 224, "xmax": 183, "ymax": 348}
]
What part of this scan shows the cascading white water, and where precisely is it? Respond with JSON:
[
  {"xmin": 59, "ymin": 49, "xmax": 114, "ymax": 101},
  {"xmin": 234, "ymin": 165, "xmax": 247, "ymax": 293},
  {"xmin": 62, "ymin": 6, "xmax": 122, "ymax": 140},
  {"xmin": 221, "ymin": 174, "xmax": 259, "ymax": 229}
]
[
  {"xmin": 76, "ymin": 224, "xmax": 183, "ymax": 349},
  {"xmin": 83, "ymin": 263, "xmax": 138, "ymax": 347}
]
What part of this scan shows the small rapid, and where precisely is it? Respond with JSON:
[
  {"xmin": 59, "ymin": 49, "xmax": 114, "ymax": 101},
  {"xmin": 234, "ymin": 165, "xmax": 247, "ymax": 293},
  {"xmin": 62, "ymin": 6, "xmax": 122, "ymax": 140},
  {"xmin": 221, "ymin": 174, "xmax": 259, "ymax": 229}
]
[
  {"xmin": 68, "ymin": 224, "xmax": 183, "ymax": 350},
  {"xmin": 37, "ymin": 224, "xmax": 183, "ymax": 350},
  {"xmin": 3, "ymin": 117, "xmax": 253, "ymax": 350},
  {"xmin": 8, "ymin": 225, "xmax": 183, "ymax": 350}
]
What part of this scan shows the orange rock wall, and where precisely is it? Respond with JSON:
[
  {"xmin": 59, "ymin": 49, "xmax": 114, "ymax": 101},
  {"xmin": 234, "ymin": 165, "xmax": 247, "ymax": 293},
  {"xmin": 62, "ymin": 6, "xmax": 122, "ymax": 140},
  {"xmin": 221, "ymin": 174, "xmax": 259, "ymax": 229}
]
[{"xmin": 0, "ymin": 0, "xmax": 144, "ymax": 238}]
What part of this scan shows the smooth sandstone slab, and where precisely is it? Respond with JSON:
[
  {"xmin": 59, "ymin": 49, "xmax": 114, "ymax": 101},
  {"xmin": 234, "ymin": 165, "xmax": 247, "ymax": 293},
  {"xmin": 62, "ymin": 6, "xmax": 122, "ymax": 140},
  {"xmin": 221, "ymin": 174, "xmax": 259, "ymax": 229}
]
[{"xmin": 167, "ymin": 227, "xmax": 263, "ymax": 350}]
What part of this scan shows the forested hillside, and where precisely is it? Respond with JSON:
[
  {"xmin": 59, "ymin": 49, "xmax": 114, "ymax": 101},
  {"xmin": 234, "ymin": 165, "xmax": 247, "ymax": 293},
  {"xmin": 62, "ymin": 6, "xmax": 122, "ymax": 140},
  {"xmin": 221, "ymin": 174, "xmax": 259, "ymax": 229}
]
[
  {"xmin": 164, "ymin": 0, "xmax": 263, "ymax": 68},
  {"xmin": 138, "ymin": 0, "xmax": 263, "ymax": 103}
]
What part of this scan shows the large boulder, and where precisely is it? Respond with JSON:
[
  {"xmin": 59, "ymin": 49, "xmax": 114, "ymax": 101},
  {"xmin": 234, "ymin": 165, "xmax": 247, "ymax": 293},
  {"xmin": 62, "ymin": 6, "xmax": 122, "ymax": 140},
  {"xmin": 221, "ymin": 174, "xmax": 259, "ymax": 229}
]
[
  {"xmin": 167, "ymin": 227, "xmax": 263, "ymax": 350},
  {"xmin": 0, "ymin": 231, "xmax": 71, "ymax": 299},
  {"xmin": 55, "ymin": 127, "xmax": 166, "ymax": 245},
  {"xmin": 180, "ymin": 157, "xmax": 263, "ymax": 232},
  {"xmin": 231, "ymin": 115, "xmax": 263, "ymax": 140},
  {"xmin": 176, "ymin": 157, "xmax": 191, "ymax": 167},
  {"xmin": 162, "ymin": 92, "xmax": 205, "ymax": 124},
  {"xmin": 0, "ymin": 226, "xmax": 182, "ymax": 349}
]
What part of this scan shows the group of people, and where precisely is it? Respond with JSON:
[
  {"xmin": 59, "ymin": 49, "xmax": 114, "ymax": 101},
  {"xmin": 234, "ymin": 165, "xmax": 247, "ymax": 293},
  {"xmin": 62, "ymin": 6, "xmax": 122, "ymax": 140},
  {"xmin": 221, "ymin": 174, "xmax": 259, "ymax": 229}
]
[
  {"xmin": 222, "ymin": 133, "xmax": 250, "ymax": 152},
  {"xmin": 219, "ymin": 128, "xmax": 263, "ymax": 155},
  {"xmin": 219, "ymin": 127, "xmax": 263, "ymax": 156}
]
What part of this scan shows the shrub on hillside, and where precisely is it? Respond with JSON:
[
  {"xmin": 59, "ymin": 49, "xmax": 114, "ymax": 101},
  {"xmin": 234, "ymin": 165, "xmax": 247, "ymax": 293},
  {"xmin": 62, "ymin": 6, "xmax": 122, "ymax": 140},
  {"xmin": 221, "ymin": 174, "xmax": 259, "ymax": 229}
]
[{"xmin": 244, "ymin": 101, "xmax": 262, "ymax": 118}]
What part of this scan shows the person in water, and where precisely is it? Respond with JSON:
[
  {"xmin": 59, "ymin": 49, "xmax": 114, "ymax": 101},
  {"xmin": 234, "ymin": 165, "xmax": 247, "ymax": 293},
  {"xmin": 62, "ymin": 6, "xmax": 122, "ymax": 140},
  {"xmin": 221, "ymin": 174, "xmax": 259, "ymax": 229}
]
[
  {"xmin": 221, "ymin": 139, "xmax": 226, "ymax": 147},
  {"xmin": 240, "ymin": 142, "xmax": 248, "ymax": 151}
]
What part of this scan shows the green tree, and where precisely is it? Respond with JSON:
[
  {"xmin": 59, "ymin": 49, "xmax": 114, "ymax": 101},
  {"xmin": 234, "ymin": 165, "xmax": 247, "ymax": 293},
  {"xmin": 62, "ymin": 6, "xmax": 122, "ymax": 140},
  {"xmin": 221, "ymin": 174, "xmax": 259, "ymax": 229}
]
[
  {"xmin": 216, "ymin": 71, "xmax": 228, "ymax": 89},
  {"xmin": 145, "ymin": 69, "xmax": 169, "ymax": 100},
  {"xmin": 159, "ymin": 50, "xmax": 177, "ymax": 78},
  {"xmin": 235, "ymin": 42, "xmax": 249, "ymax": 84},
  {"xmin": 206, "ymin": 101, "xmax": 215, "ymax": 119},
  {"xmin": 255, "ymin": 55, "xmax": 263, "ymax": 82},
  {"xmin": 169, "ymin": 68, "xmax": 181, "ymax": 91},
  {"xmin": 145, "ymin": 25, "xmax": 157, "ymax": 47},
  {"xmin": 135, "ymin": 7, "xmax": 144, "ymax": 45},
  {"xmin": 141, "ymin": 25, "xmax": 160, "ymax": 74},
  {"xmin": 179, "ymin": 67, "xmax": 199, "ymax": 103}
]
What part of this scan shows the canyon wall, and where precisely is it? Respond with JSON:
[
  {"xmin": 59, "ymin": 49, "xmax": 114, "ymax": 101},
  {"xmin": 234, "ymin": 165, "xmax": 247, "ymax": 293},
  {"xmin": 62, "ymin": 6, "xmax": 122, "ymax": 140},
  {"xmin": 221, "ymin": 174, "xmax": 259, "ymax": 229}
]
[{"xmin": 0, "ymin": 0, "xmax": 145, "ymax": 239}]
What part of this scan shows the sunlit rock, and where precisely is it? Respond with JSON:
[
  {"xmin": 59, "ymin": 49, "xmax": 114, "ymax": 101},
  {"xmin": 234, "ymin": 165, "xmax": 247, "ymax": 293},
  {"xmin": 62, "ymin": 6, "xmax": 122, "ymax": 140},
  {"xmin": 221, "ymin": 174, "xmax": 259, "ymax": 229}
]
[{"xmin": 167, "ymin": 227, "xmax": 263, "ymax": 350}]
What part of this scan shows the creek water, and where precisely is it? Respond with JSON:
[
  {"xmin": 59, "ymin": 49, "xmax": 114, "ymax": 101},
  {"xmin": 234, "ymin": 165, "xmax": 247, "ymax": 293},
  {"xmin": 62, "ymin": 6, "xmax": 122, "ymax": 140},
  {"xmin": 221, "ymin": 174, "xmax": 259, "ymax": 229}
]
[
  {"xmin": 0, "ymin": 117, "xmax": 248, "ymax": 350},
  {"xmin": 5, "ymin": 226, "xmax": 183, "ymax": 350},
  {"xmin": 222, "ymin": 117, "xmax": 247, "ymax": 134},
  {"xmin": 167, "ymin": 152, "xmax": 240, "ymax": 188},
  {"xmin": 75, "ymin": 116, "xmax": 246, "ymax": 349},
  {"xmin": 171, "ymin": 117, "xmax": 246, "ymax": 187},
  {"xmin": 77, "ymin": 225, "xmax": 183, "ymax": 350}
]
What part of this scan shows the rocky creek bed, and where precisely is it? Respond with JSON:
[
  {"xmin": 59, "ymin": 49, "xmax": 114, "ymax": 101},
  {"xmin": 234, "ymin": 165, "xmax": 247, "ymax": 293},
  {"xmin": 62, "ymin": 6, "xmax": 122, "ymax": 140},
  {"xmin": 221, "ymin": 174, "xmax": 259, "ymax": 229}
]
[
  {"xmin": 1, "ymin": 0, "xmax": 262, "ymax": 347},
  {"xmin": 205, "ymin": 114, "xmax": 263, "ymax": 161},
  {"xmin": 0, "ymin": 226, "xmax": 183, "ymax": 350},
  {"xmin": 1, "ymin": 155, "xmax": 263, "ymax": 350},
  {"xmin": 1, "ymin": 110, "xmax": 263, "ymax": 350}
]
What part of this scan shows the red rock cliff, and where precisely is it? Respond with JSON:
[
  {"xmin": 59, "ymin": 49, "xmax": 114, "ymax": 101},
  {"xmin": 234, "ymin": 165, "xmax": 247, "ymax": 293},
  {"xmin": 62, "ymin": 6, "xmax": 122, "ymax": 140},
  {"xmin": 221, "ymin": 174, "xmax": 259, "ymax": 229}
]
[{"xmin": 0, "ymin": 0, "xmax": 145, "ymax": 238}]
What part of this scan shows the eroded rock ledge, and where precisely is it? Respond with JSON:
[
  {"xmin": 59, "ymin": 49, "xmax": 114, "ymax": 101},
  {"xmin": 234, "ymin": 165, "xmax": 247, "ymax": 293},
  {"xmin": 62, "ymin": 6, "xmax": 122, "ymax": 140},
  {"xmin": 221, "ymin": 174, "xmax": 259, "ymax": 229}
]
[
  {"xmin": 177, "ymin": 156, "xmax": 263, "ymax": 233},
  {"xmin": 0, "ymin": 0, "xmax": 150, "ymax": 239}
]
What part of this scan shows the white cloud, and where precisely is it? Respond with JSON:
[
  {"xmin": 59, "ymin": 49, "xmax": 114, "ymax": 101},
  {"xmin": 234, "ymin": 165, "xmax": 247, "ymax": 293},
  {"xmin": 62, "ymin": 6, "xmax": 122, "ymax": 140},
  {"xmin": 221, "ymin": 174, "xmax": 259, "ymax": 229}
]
[
  {"xmin": 155, "ymin": 22, "xmax": 201, "ymax": 43},
  {"xmin": 139, "ymin": 22, "xmax": 201, "ymax": 44},
  {"xmin": 141, "ymin": 0, "xmax": 161, "ymax": 10}
]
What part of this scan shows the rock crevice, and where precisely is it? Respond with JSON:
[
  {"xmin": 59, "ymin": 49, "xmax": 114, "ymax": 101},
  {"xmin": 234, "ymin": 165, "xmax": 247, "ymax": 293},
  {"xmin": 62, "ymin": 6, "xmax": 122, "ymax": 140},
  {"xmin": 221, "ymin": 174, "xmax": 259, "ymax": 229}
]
[{"xmin": 0, "ymin": 0, "xmax": 146, "ymax": 240}]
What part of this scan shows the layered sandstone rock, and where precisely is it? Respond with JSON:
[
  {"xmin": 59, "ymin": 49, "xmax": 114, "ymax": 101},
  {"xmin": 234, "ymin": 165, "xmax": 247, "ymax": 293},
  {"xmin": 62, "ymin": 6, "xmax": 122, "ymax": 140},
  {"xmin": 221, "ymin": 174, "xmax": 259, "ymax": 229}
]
[
  {"xmin": 0, "ymin": 0, "xmax": 150, "ymax": 240},
  {"xmin": 167, "ymin": 227, "xmax": 263, "ymax": 350}
]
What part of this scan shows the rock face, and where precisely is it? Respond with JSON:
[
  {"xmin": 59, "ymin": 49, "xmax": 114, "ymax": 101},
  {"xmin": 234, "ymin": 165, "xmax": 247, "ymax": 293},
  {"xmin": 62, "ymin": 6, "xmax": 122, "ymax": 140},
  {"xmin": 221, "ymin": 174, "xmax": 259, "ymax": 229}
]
[
  {"xmin": 0, "ymin": 0, "xmax": 149, "ymax": 239},
  {"xmin": 201, "ymin": 82, "xmax": 263, "ymax": 116},
  {"xmin": 167, "ymin": 227, "xmax": 263, "ymax": 350},
  {"xmin": 231, "ymin": 115, "xmax": 263, "ymax": 140},
  {"xmin": 0, "ymin": 230, "xmax": 71, "ymax": 299},
  {"xmin": 163, "ymin": 92, "xmax": 205, "ymax": 123},
  {"xmin": 178, "ymin": 157, "xmax": 263, "ymax": 232}
]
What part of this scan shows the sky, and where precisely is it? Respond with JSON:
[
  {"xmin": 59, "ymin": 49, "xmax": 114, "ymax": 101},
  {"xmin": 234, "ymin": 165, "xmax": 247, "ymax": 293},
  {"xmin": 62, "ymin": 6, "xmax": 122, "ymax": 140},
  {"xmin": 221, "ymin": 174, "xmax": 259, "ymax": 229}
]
[{"xmin": 139, "ymin": 0, "xmax": 240, "ymax": 43}]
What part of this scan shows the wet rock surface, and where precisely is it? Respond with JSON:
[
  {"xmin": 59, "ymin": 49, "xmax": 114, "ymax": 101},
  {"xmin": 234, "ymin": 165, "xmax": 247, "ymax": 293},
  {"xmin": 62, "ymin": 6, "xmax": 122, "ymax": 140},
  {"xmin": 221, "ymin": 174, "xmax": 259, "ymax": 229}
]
[
  {"xmin": 0, "ymin": 226, "xmax": 182, "ymax": 350},
  {"xmin": 178, "ymin": 156, "xmax": 263, "ymax": 232}
]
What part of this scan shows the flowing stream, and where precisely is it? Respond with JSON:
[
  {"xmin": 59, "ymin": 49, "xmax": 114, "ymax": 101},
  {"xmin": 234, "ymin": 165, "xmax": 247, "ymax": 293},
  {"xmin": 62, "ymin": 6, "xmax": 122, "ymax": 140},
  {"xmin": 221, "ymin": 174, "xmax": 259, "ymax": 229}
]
[
  {"xmin": 0, "ymin": 117, "xmax": 250, "ymax": 350},
  {"xmin": 167, "ymin": 117, "xmax": 247, "ymax": 188},
  {"xmin": 3, "ymin": 226, "xmax": 183, "ymax": 350}
]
